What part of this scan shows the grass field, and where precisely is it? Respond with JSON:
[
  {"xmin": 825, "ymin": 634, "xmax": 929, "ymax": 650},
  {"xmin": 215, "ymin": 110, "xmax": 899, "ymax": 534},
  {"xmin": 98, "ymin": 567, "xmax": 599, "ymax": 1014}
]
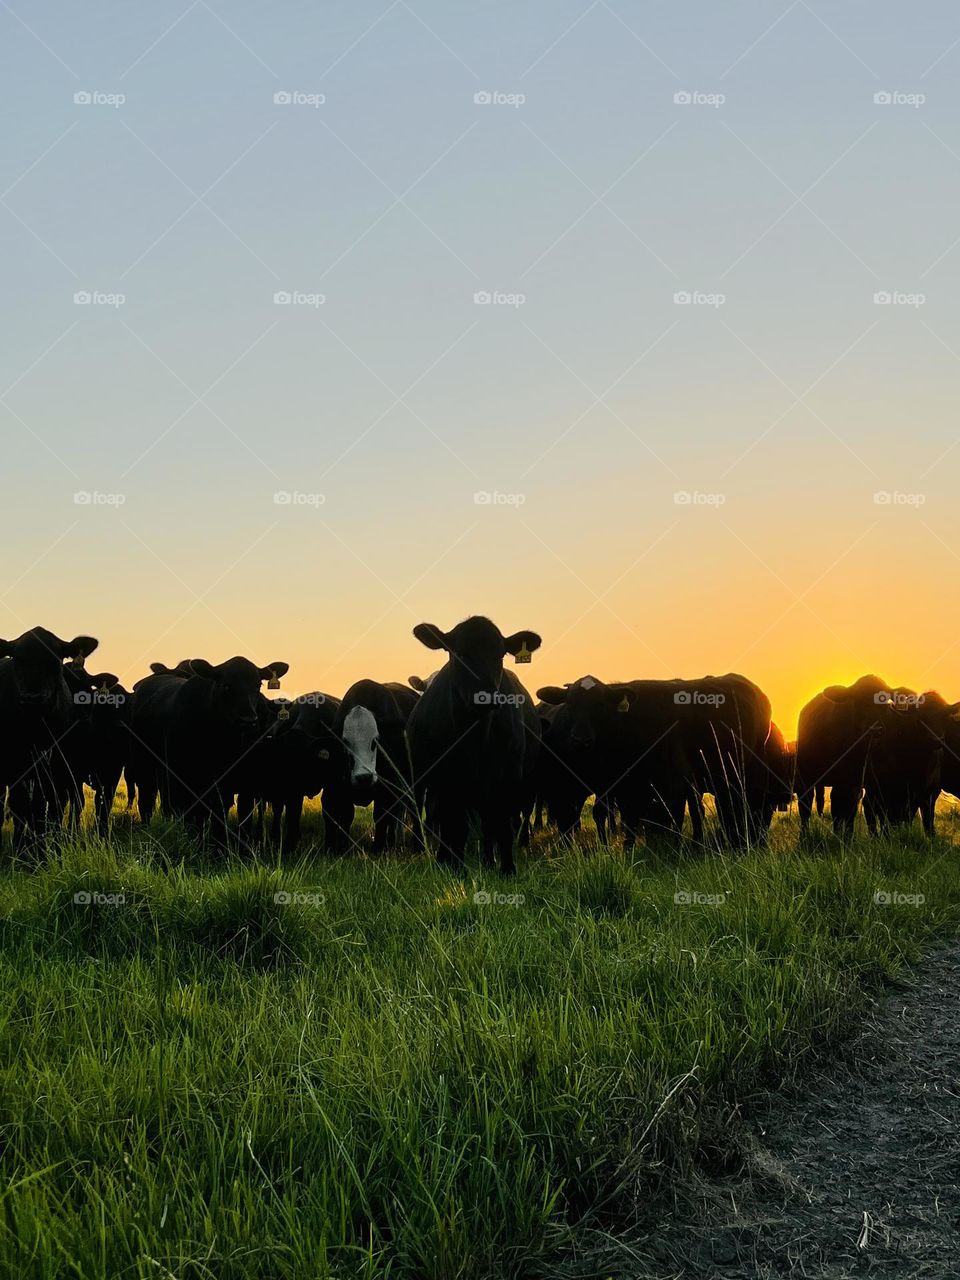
[{"xmin": 1, "ymin": 804, "xmax": 959, "ymax": 1279}]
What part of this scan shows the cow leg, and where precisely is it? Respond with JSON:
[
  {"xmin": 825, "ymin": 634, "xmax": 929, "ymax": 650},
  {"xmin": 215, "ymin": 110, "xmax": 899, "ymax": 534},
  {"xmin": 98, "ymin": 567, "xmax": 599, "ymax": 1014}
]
[
  {"xmin": 920, "ymin": 792, "xmax": 937, "ymax": 837},
  {"xmin": 594, "ymin": 795, "xmax": 609, "ymax": 844},
  {"xmin": 436, "ymin": 800, "xmax": 467, "ymax": 870},
  {"xmin": 322, "ymin": 787, "xmax": 354, "ymax": 855},
  {"xmin": 797, "ymin": 784, "xmax": 813, "ymax": 834},
  {"xmin": 686, "ymin": 786, "xmax": 705, "ymax": 844},
  {"xmin": 831, "ymin": 785, "xmax": 861, "ymax": 838},
  {"xmin": 138, "ymin": 783, "xmax": 158, "ymax": 826},
  {"xmin": 815, "ymin": 784, "xmax": 825, "ymax": 817},
  {"xmin": 281, "ymin": 796, "xmax": 303, "ymax": 855}
]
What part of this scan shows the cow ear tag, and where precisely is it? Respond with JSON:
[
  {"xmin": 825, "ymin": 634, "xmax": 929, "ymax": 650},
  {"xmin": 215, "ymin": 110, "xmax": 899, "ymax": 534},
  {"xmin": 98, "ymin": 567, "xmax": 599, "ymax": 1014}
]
[
  {"xmin": 319, "ymin": 748, "xmax": 330, "ymax": 760},
  {"xmin": 515, "ymin": 642, "xmax": 532, "ymax": 665},
  {"xmin": 277, "ymin": 706, "xmax": 290, "ymax": 721},
  {"xmin": 267, "ymin": 669, "xmax": 281, "ymax": 690},
  {"xmin": 71, "ymin": 656, "xmax": 86, "ymax": 671},
  {"xmin": 618, "ymin": 695, "xmax": 630, "ymax": 713}
]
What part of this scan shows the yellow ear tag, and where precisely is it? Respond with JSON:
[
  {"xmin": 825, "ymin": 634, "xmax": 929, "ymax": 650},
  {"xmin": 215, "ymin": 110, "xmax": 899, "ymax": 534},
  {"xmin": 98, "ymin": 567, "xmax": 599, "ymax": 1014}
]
[
  {"xmin": 618, "ymin": 695, "xmax": 630, "ymax": 713},
  {"xmin": 515, "ymin": 642, "xmax": 531, "ymax": 665},
  {"xmin": 71, "ymin": 657, "xmax": 86, "ymax": 671},
  {"xmin": 319, "ymin": 748, "xmax": 330, "ymax": 760},
  {"xmin": 267, "ymin": 671, "xmax": 281, "ymax": 691},
  {"xmin": 277, "ymin": 706, "xmax": 290, "ymax": 721},
  {"xmin": 98, "ymin": 682, "xmax": 110, "ymax": 694}
]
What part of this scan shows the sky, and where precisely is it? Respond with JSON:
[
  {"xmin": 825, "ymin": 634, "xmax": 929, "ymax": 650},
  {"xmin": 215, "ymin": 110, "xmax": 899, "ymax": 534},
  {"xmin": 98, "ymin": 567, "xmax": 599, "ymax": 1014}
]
[{"xmin": 3, "ymin": 0, "xmax": 960, "ymax": 734}]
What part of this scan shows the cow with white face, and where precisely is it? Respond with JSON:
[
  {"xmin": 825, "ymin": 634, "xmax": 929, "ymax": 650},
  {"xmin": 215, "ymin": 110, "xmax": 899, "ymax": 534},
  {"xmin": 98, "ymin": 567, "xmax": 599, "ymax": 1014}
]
[{"xmin": 332, "ymin": 679, "xmax": 420, "ymax": 851}]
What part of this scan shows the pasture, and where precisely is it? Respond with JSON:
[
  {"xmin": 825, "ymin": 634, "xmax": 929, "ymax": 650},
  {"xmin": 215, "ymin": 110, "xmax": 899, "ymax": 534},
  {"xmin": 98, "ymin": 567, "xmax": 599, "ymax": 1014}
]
[{"xmin": 2, "ymin": 802, "xmax": 959, "ymax": 1279}]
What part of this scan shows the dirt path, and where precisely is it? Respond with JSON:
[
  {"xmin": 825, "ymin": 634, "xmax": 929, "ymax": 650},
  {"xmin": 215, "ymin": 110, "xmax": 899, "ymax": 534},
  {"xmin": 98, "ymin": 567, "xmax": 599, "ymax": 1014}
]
[{"xmin": 643, "ymin": 940, "xmax": 960, "ymax": 1278}]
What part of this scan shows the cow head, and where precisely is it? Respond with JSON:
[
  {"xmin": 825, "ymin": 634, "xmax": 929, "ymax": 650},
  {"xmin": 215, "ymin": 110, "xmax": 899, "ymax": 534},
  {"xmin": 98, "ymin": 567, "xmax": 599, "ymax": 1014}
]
[
  {"xmin": 821, "ymin": 674, "xmax": 892, "ymax": 740},
  {"xmin": 536, "ymin": 675, "xmax": 611, "ymax": 751},
  {"xmin": 339, "ymin": 681, "xmax": 408, "ymax": 796},
  {"xmin": 0, "ymin": 627, "xmax": 98, "ymax": 710},
  {"xmin": 187, "ymin": 657, "xmax": 289, "ymax": 731},
  {"xmin": 413, "ymin": 617, "xmax": 541, "ymax": 712}
]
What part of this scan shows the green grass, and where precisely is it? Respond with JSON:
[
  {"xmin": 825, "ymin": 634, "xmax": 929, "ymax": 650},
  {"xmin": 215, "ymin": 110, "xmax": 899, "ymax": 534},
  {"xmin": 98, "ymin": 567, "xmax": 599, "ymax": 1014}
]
[{"xmin": 1, "ymin": 804, "xmax": 960, "ymax": 1279}]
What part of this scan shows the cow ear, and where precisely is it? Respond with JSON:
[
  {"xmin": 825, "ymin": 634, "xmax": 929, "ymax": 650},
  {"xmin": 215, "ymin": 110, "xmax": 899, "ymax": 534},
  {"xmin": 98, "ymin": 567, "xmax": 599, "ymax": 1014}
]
[
  {"xmin": 150, "ymin": 662, "xmax": 172, "ymax": 675},
  {"xmin": 260, "ymin": 662, "xmax": 290, "ymax": 681},
  {"xmin": 66, "ymin": 635, "xmax": 98, "ymax": 662},
  {"xmin": 536, "ymin": 685, "xmax": 567, "ymax": 704},
  {"xmin": 413, "ymin": 623, "xmax": 448, "ymax": 651},
  {"xmin": 90, "ymin": 672, "xmax": 119, "ymax": 689},
  {"xmin": 409, "ymin": 675, "xmax": 427, "ymax": 692},
  {"xmin": 189, "ymin": 659, "xmax": 217, "ymax": 680},
  {"xmin": 948, "ymin": 701, "xmax": 960, "ymax": 719},
  {"xmin": 0, "ymin": 640, "xmax": 11, "ymax": 659},
  {"xmin": 503, "ymin": 631, "xmax": 542, "ymax": 658}
]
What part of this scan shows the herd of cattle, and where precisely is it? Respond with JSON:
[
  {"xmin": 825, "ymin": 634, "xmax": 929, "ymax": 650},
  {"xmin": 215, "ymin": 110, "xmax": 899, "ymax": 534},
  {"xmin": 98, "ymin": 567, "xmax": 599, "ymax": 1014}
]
[{"xmin": 1, "ymin": 620, "xmax": 959, "ymax": 869}]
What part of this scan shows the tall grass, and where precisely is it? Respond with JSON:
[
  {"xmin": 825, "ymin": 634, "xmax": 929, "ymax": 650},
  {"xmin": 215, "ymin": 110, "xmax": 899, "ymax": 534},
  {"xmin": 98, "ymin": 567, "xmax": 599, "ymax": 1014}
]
[{"xmin": 0, "ymin": 807, "xmax": 958, "ymax": 1278}]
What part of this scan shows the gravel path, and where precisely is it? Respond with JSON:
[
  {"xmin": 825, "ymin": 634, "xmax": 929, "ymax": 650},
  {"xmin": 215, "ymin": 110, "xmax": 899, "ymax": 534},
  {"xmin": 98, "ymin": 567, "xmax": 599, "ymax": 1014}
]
[{"xmin": 643, "ymin": 940, "xmax": 960, "ymax": 1278}]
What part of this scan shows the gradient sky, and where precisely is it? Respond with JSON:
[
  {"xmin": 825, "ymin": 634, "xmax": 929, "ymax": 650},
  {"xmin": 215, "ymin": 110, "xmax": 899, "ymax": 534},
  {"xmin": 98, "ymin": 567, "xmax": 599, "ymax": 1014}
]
[{"xmin": 3, "ymin": 0, "xmax": 960, "ymax": 734}]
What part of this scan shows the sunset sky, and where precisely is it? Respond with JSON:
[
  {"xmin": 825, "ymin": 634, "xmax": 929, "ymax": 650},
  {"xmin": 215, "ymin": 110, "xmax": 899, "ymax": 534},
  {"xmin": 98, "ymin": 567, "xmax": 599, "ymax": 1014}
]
[{"xmin": 3, "ymin": 0, "xmax": 960, "ymax": 734}]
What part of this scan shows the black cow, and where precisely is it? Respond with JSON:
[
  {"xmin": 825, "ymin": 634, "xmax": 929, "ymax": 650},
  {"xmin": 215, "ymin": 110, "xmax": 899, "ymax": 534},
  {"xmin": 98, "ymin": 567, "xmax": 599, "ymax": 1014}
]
[
  {"xmin": 56, "ymin": 667, "xmax": 131, "ymax": 835},
  {"xmin": 405, "ymin": 616, "xmax": 541, "ymax": 873},
  {"xmin": 128, "ymin": 656, "xmax": 288, "ymax": 846},
  {"xmin": 244, "ymin": 692, "xmax": 351, "ymax": 854},
  {"xmin": 864, "ymin": 689, "xmax": 960, "ymax": 836},
  {"xmin": 533, "ymin": 677, "xmax": 601, "ymax": 839},
  {"xmin": 795, "ymin": 675, "xmax": 891, "ymax": 836},
  {"xmin": 537, "ymin": 673, "xmax": 771, "ymax": 848},
  {"xmin": 536, "ymin": 679, "xmax": 689, "ymax": 849},
  {"xmin": 333, "ymin": 680, "xmax": 420, "ymax": 851},
  {"xmin": 0, "ymin": 628, "xmax": 99, "ymax": 852},
  {"xmin": 756, "ymin": 721, "xmax": 795, "ymax": 833}
]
